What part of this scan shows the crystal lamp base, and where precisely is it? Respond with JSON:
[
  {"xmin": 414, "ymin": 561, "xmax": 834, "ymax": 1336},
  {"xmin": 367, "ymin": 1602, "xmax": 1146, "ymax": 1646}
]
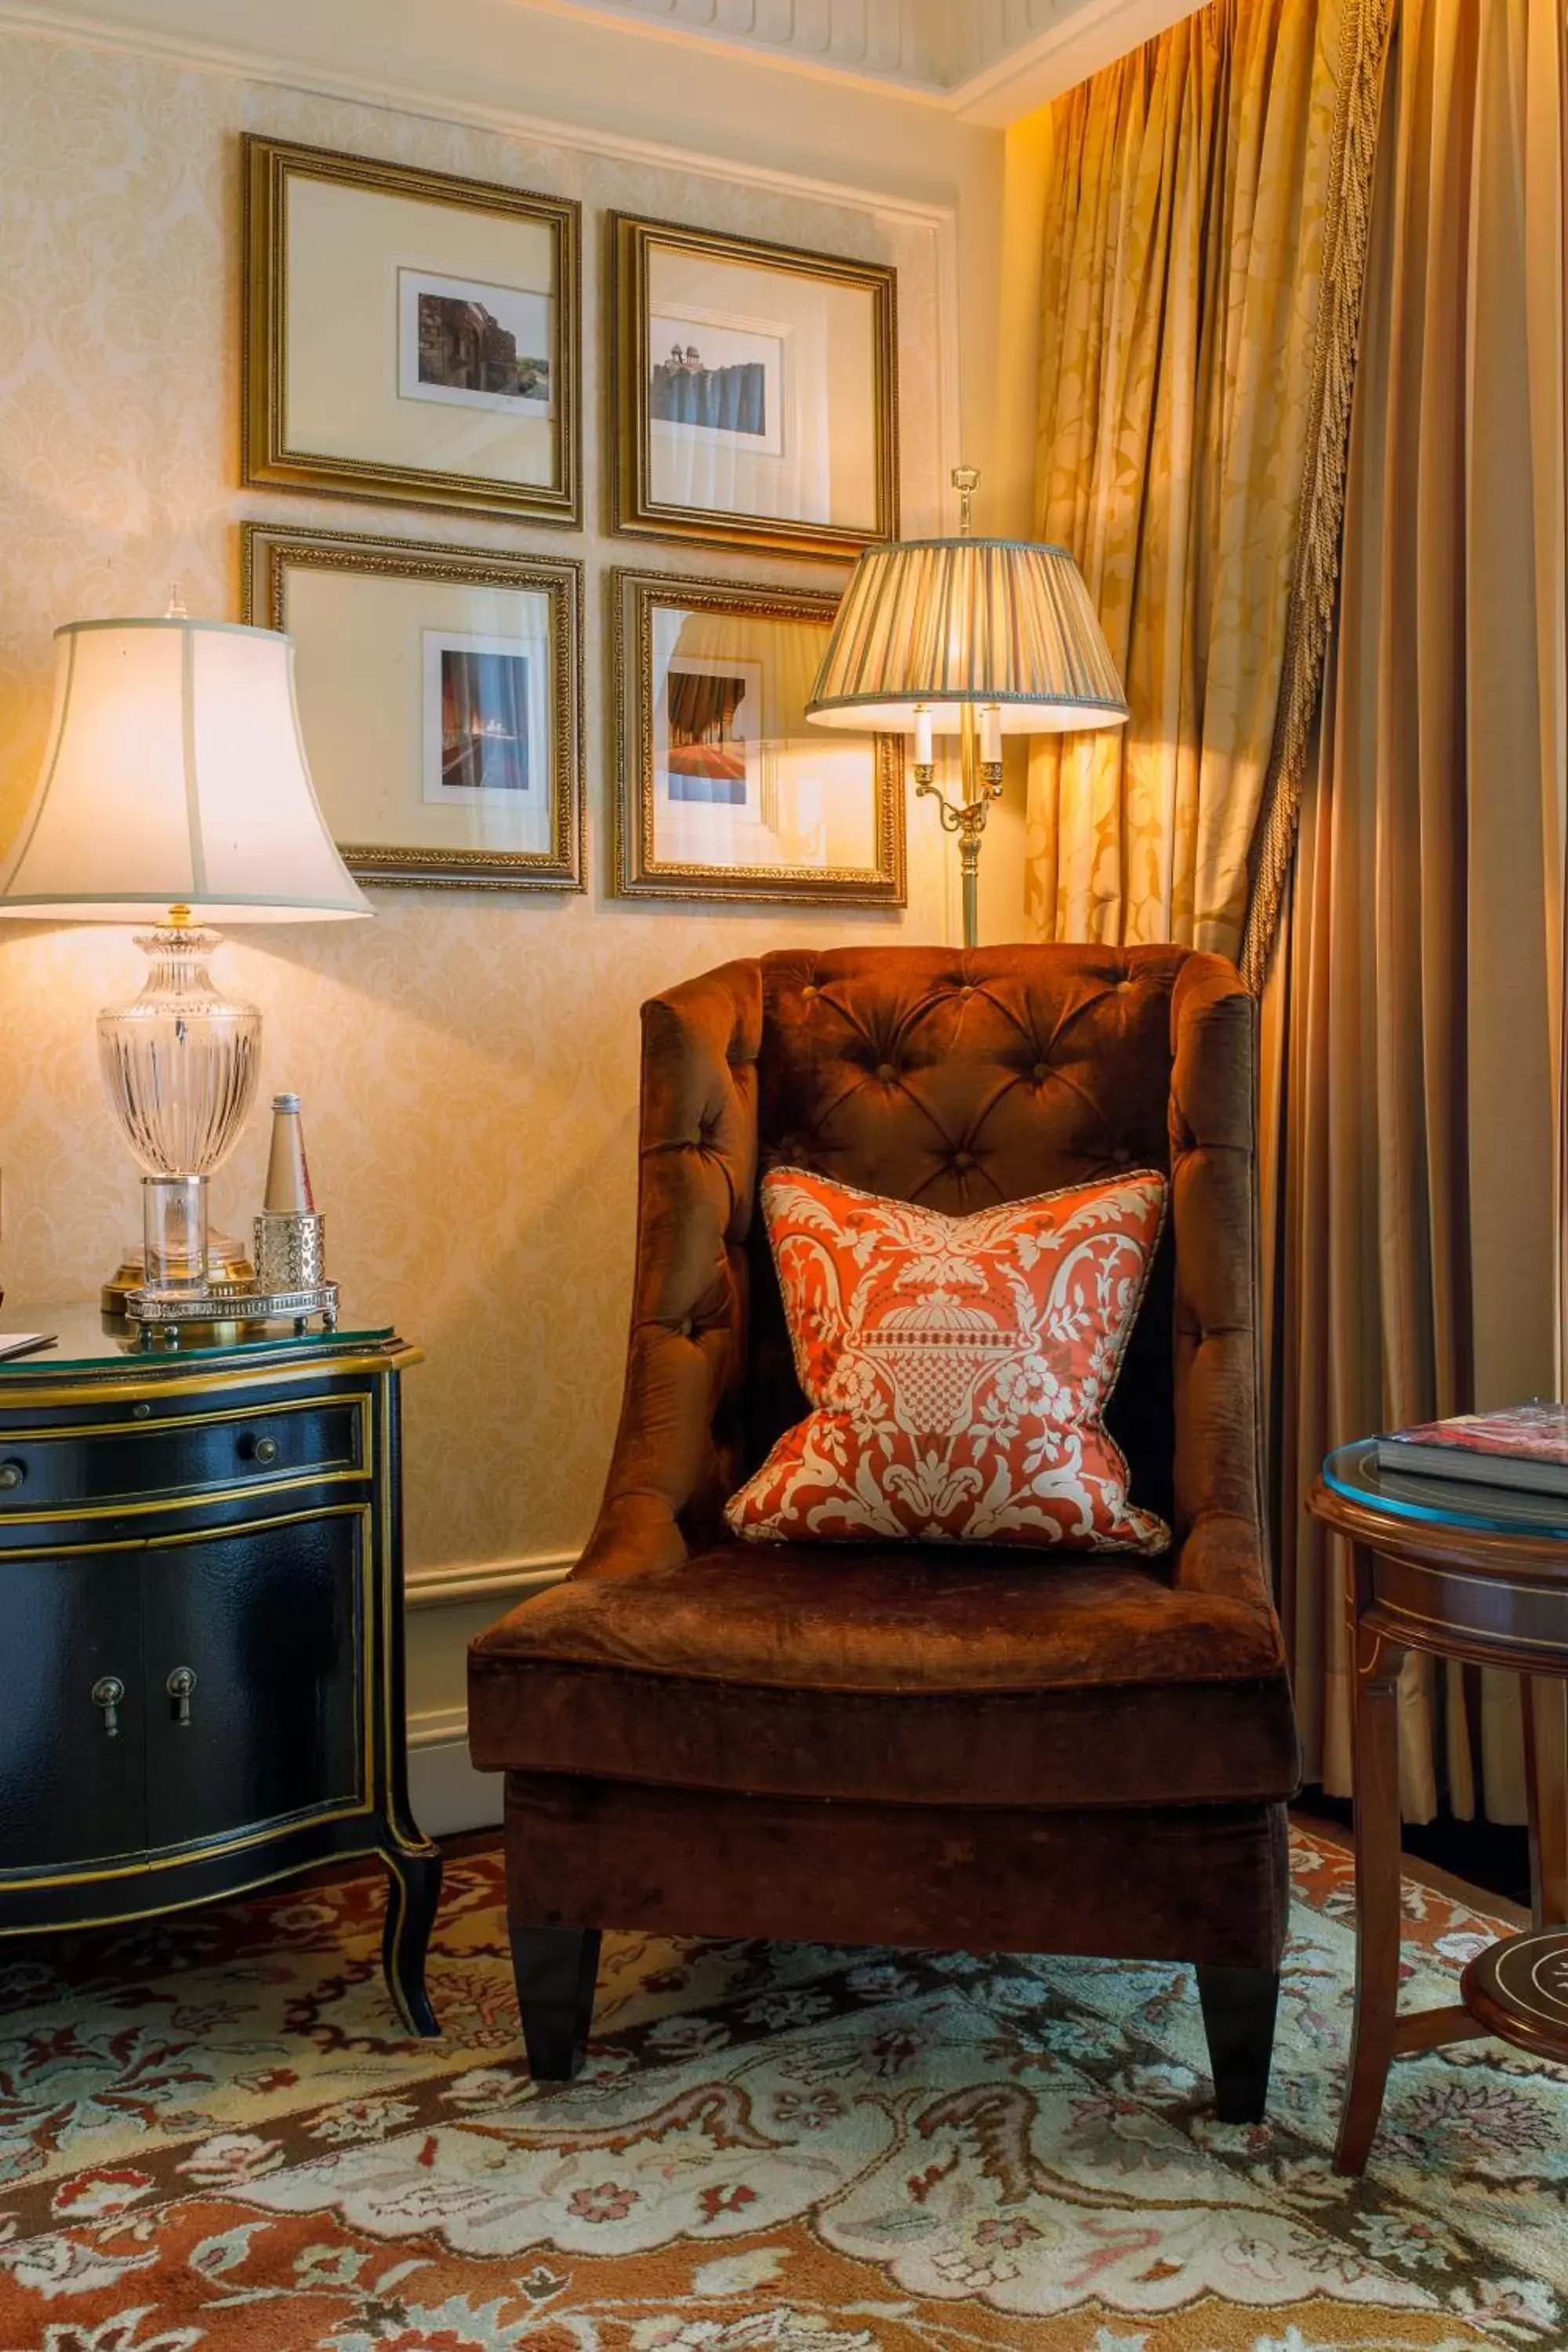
[{"xmin": 96, "ymin": 924, "xmax": 262, "ymax": 1298}]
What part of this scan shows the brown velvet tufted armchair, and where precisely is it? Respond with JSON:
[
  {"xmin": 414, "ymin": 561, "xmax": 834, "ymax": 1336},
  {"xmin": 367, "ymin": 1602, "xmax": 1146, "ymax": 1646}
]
[{"xmin": 469, "ymin": 946, "xmax": 1300, "ymax": 2118}]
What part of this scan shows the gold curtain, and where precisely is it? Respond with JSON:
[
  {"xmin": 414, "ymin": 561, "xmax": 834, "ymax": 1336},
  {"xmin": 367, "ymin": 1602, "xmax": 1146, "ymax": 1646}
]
[
  {"xmin": 1028, "ymin": 0, "xmax": 1391, "ymax": 959},
  {"xmin": 1261, "ymin": 0, "xmax": 1568, "ymax": 1820}
]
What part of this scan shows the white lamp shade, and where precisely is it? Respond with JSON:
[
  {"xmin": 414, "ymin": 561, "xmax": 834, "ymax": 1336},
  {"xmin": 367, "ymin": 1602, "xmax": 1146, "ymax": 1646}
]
[
  {"xmin": 0, "ymin": 619, "xmax": 371, "ymax": 923},
  {"xmin": 806, "ymin": 536, "xmax": 1128, "ymax": 735}
]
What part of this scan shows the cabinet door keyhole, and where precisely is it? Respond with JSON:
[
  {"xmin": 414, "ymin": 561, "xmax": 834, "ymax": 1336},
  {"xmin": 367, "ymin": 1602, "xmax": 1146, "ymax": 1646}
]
[
  {"xmin": 92, "ymin": 1675, "xmax": 125, "ymax": 1737},
  {"xmin": 165, "ymin": 1666, "xmax": 197, "ymax": 1726}
]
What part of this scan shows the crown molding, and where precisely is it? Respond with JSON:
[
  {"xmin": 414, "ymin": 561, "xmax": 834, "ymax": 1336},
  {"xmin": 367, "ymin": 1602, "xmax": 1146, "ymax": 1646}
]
[
  {"xmin": 0, "ymin": 0, "xmax": 975, "ymax": 222},
  {"xmin": 517, "ymin": 0, "xmax": 947, "ymax": 97},
  {"xmin": 949, "ymin": 0, "xmax": 1194, "ymax": 123},
  {"xmin": 0, "ymin": 0, "xmax": 1194, "ymax": 125},
  {"xmin": 506, "ymin": 0, "xmax": 1194, "ymax": 115}
]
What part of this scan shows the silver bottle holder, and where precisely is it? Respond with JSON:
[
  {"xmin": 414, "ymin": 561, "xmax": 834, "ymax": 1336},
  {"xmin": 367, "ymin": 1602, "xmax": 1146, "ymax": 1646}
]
[{"xmin": 253, "ymin": 1208, "xmax": 327, "ymax": 1291}]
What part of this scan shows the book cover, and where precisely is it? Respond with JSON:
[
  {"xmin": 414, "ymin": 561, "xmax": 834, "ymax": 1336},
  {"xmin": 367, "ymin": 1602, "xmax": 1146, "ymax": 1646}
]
[
  {"xmin": 1384, "ymin": 1403, "xmax": 1568, "ymax": 1463},
  {"xmin": 1375, "ymin": 1402, "xmax": 1568, "ymax": 1497}
]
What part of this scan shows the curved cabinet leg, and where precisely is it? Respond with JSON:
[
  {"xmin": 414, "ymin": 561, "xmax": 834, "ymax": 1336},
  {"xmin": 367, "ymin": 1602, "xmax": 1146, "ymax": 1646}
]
[
  {"xmin": 1336, "ymin": 1598, "xmax": 1406, "ymax": 2176},
  {"xmin": 510, "ymin": 1920, "xmax": 601, "ymax": 2081},
  {"xmin": 1196, "ymin": 1963, "xmax": 1280, "ymax": 2122},
  {"xmin": 382, "ymin": 1845, "xmax": 442, "ymax": 2038}
]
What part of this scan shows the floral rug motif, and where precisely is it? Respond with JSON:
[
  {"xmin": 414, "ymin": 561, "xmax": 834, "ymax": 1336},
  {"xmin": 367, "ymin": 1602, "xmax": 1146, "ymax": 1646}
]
[{"xmin": 1, "ymin": 1828, "xmax": 1565, "ymax": 2350}]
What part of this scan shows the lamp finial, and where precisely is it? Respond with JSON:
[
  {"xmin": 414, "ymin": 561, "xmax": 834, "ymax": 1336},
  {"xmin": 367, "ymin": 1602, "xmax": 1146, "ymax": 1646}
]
[
  {"xmin": 952, "ymin": 465, "xmax": 981, "ymax": 536},
  {"xmin": 165, "ymin": 579, "xmax": 188, "ymax": 621}
]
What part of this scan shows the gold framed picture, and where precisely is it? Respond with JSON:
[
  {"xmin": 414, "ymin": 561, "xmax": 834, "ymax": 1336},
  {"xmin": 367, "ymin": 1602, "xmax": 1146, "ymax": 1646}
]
[
  {"xmin": 243, "ymin": 524, "xmax": 585, "ymax": 891},
  {"xmin": 609, "ymin": 214, "xmax": 898, "ymax": 561},
  {"xmin": 612, "ymin": 568, "xmax": 905, "ymax": 905},
  {"xmin": 243, "ymin": 136, "xmax": 581, "ymax": 525}
]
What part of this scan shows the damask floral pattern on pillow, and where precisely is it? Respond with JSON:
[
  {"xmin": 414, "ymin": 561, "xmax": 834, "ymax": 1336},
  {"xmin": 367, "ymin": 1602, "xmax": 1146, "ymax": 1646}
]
[{"xmin": 726, "ymin": 1166, "xmax": 1170, "ymax": 1551}]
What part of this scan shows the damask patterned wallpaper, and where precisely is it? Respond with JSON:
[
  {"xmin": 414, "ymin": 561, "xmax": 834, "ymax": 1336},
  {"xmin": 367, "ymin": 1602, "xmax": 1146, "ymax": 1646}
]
[{"xmin": 0, "ymin": 27, "xmax": 952, "ymax": 1584}]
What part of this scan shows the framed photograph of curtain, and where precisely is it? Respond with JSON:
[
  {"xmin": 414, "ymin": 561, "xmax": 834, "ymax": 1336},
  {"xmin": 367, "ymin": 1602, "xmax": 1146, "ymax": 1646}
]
[
  {"xmin": 612, "ymin": 569, "xmax": 905, "ymax": 904},
  {"xmin": 609, "ymin": 214, "xmax": 898, "ymax": 560},
  {"xmin": 242, "ymin": 524, "xmax": 585, "ymax": 891},
  {"xmin": 243, "ymin": 136, "xmax": 581, "ymax": 525}
]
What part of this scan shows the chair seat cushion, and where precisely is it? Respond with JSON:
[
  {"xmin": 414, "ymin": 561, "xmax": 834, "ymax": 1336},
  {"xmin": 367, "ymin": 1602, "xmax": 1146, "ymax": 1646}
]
[
  {"xmin": 726, "ymin": 1165, "xmax": 1171, "ymax": 1553},
  {"xmin": 468, "ymin": 1543, "xmax": 1298, "ymax": 1809}
]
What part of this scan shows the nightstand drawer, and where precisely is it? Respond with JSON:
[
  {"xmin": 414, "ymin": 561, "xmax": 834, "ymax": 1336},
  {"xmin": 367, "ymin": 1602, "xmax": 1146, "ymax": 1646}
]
[{"xmin": 0, "ymin": 1398, "xmax": 364, "ymax": 1512}]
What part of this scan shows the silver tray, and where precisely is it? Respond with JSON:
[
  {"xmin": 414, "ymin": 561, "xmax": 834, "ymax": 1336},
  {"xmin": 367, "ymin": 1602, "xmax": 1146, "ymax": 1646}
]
[{"xmin": 125, "ymin": 1278, "xmax": 339, "ymax": 1346}]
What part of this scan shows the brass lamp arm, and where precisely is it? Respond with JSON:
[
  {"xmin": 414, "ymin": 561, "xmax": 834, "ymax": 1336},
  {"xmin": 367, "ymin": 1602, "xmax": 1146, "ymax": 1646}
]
[{"xmin": 914, "ymin": 761, "xmax": 1004, "ymax": 949}]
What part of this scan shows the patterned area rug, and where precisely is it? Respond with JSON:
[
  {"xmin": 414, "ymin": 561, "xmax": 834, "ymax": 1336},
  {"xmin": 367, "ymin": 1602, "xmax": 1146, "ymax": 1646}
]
[{"xmin": 2, "ymin": 1828, "xmax": 1565, "ymax": 2352}]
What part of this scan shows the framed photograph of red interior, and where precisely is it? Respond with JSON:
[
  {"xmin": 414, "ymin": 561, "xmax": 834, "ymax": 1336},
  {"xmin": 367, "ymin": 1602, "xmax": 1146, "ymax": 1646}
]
[{"xmin": 612, "ymin": 568, "xmax": 905, "ymax": 905}]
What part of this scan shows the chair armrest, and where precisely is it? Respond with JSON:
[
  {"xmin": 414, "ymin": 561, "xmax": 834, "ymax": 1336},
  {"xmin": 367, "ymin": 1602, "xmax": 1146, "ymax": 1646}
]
[
  {"xmin": 574, "ymin": 1492, "xmax": 689, "ymax": 1583},
  {"xmin": 1173, "ymin": 1509, "xmax": 1278, "ymax": 1620},
  {"xmin": 572, "ymin": 960, "xmax": 763, "ymax": 1582}
]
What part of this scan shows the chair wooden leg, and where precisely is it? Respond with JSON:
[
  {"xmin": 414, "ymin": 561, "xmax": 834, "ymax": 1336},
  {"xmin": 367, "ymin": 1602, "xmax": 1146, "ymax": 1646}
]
[
  {"xmin": 1196, "ymin": 1962, "xmax": 1279, "ymax": 2123},
  {"xmin": 509, "ymin": 1921, "xmax": 601, "ymax": 2082}
]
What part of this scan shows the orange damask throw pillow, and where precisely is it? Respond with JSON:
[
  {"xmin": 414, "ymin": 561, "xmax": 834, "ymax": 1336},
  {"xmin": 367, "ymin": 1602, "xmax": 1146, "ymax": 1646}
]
[{"xmin": 725, "ymin": 1166, "xmax": 1171, "ymax": 1553}]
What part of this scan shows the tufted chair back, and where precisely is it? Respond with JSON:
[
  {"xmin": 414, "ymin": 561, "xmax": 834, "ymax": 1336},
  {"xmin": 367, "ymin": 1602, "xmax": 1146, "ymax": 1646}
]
[{"xmin": 590, "ymin": 942, "xmax": 1260, "ymax": 1576}]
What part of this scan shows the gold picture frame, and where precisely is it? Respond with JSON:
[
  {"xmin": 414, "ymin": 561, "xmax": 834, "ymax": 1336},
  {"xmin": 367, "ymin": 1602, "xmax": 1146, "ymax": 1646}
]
[
  {"xmin": 612, "ymin": 568, "xmax": 906, "ymax": 906},
  {"xmin": 243, "ymin": 523, "xmax": 585, "ymax": 891},
  {"xmin": 609, "ymin": 213, "xmax": 898, "ymax": 561},
  {"xmin": 243, "ymin": 136, "xmax": 581, "ymax": 525}
]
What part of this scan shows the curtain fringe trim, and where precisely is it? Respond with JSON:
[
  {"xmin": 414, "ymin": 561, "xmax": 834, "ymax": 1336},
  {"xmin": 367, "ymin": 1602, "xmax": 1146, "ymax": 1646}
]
[{"xmin": 1238, "ymin": 0, "xmax": 1394, "ymax": 995}]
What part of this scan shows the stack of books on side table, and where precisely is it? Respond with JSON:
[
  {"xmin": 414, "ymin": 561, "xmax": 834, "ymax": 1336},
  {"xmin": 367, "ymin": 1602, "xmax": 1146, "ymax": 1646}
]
[{"xmin": 1376, "ymin": 1403, "xmax": 1568, "ymax": 1528}]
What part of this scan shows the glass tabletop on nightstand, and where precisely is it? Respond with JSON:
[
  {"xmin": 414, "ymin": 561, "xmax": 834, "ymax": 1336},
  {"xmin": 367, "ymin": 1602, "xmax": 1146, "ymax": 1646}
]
[
  {"xmin": 0, "ymin": 1300, "xmax": 396, "ymax": 1374},
  {"xmin": 1322, "ymin": 1436, "xmax": 1568, "ymax": 1544}
]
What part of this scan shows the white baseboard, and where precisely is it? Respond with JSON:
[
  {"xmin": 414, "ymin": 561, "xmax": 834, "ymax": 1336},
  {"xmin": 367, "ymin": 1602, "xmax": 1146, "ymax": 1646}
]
[
  {"xmin": 405, "ymin": 1552, "xmax": 575, "ymax": 1611},
  {"xmin": 408, "ymin": 1704, "xmax": 502, "ymax": 1836}
]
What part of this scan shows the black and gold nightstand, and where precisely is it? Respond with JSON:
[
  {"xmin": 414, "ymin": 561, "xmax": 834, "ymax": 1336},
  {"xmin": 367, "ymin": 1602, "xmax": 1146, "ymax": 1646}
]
[{"xmin": 0, "ymin": 1303, "xmax": 441, "ymax": 2035}]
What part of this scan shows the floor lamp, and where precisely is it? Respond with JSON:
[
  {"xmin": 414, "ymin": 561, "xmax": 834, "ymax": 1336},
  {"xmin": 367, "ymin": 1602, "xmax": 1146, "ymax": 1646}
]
[{"xmin": 805, "ymin": 467, "xmax": 1128, "ymax": 947}]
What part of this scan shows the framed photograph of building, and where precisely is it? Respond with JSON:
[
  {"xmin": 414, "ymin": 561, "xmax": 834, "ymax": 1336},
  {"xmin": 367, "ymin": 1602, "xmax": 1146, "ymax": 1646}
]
[
  {"xmin": 242, "ymin": 524, "xmax": 584, "ymax": 890},
  {"xmin": 610, "ymin": 215, "xmax": 898, "ymax": 561},
  {"xmin": 243, "ymin": 137, "xmax": 580, "ymax": 524},
  {"xmin": 612, "ymin": 569, "xmax": 905, "ymax": 904}
]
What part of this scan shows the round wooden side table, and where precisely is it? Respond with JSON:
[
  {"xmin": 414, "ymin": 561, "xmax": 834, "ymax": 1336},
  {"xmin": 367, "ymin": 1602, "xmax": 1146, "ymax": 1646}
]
[{"xmin": 1308, "ymin": 1442, "xmax": 1568, "ymax": 2174}]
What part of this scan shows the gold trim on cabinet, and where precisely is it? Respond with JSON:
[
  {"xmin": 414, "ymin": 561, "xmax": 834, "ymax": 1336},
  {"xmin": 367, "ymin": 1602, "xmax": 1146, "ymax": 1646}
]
[
  {"xmin": 610, "ymin": 567, "xmax": 906, "ymax": 906},
  {"xmin": 242, "ymin": 135, "xmax": 582, "ymax": 528},
  {"xmin": 2, "ymin": 1499, "xmax": 370, "ymax": 1562},
  {"xmin": 0, "ymin": 1388, "xmax": 369, "ymax": 1454},
  {"xmin": 0, "ymin": 1846, "xmax": 400, "ymax": 1936},
  {"xmin": 0, "ymin": 1343, "xmax": 422, "ymax": 1413},
  {"xmin": 2, "ymin": 1502, "xmax": 375, "ymax": 1896},
  {"xmin": 380, "ymin": 1381, "xmax": 398, "ymax": 1813},
  {"xmin": 0, "ymin": 1465, "xmax": 368, "ymax": 1530},
  {"xmin": 241, "ymin": 523, "xmax": 586, "ymax": 894},
  {"xmin": 608, "ymin": 210, "xmax": 898, "ymax": 561},
  {"xmin": 2, "ymin": 1795, "xmax": 376, "ymax": 1896}
]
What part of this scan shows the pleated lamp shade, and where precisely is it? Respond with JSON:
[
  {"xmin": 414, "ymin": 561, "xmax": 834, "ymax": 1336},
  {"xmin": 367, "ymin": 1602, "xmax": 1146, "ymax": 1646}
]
[
  {"xmin": 0, "ymin": 618, "xmax": 370, "ymax": 924},
  {"xmin": 806, "ymin": 537, "xmax": 1128, "ymax": 735}
]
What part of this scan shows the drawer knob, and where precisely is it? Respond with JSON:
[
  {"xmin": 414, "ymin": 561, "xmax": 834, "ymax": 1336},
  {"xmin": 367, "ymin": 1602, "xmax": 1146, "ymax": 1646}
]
[
  {"xmin": 92, "ymin": 1675, "xmax": 125, "ymax": 1737},
  {"xmin": 0, "ymin": 1459, "xmax": 24, "ymax": 1490},
  {"xmin": 243, "ymin": 1435, "xmax": 280, "ymax": 1467},
  {"xmin": 165, "ymin": 1665, "xmax": 197, "ymax": 1726}
]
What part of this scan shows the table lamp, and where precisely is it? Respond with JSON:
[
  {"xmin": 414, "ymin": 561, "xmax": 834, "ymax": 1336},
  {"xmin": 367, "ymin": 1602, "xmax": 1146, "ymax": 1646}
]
[
  {"xmin": 806, "ymin": 466, "xmax": 1128, "ymax": 946},
  {"xmin": 0, "ymin": 609, "xmax": 369, "ymax": 1300}
]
